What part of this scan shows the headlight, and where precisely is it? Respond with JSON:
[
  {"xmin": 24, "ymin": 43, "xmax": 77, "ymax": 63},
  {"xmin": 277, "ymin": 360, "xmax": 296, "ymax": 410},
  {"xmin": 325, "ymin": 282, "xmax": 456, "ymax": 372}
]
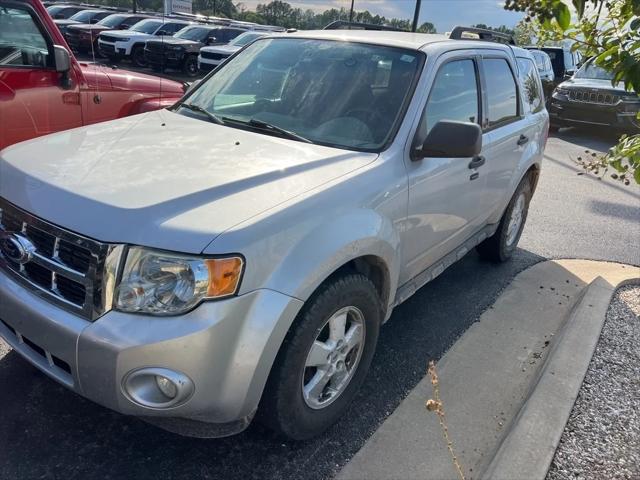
[
  {"xmin": 620, "ymin": 93, "xmax": 640, "ymax": 103},
  {"xmin": 168, "ymin": 45, "xmax": 184, "ymax": 51},
  {"xmin": 115, "ymin": 247, "xmax": 244, "ymax": 315},
  {"xmin": 554, "ymin": 87, "xmax": 570, "ymax": 97},
  {"xmin": 116, "ymin": 37, "xmax": 130, "ymax": 42}
]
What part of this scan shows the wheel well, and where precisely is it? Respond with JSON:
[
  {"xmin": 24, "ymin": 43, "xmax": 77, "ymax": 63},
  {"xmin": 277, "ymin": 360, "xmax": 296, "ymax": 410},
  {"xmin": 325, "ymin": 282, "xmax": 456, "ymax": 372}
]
[
  {"xmin": 328, "ymin": 255, "xmax": 391, "ymax": 313},
  {"xmin": 526, "ymin": 164, "xmax": 541, "ymax": 194}
]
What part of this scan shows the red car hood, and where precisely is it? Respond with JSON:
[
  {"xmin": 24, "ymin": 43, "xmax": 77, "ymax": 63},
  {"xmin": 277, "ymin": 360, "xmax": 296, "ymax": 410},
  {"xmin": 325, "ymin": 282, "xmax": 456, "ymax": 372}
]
[{"xmin": 78, "ymin": 63, "xmax": 185, "ymax": 96}]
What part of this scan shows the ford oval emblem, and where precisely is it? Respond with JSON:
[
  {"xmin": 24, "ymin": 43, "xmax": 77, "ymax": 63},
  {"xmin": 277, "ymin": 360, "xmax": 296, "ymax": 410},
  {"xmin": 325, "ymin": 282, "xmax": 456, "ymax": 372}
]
[{"xmin": 0, "ymin": 232, "xmax": 36, "ymax": 265}]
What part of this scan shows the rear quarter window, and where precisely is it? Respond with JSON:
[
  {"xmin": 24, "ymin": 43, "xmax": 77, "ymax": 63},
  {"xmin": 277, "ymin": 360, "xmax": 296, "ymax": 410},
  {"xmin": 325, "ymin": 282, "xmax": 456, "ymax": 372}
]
[{"xmin": 517, "ymin": 57, "xmax": 544, "ymax": 113}]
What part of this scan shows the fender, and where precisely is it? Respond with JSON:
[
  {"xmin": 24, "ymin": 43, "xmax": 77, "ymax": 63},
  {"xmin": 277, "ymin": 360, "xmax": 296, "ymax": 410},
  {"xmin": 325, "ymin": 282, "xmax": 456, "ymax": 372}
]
[
  {"xmin": 262, "ymin": 208, "xmax": 401, "ymax": 313},
  {"xmin": 128, "ymin": 96, "xmax": 181, "ymax": 115}
]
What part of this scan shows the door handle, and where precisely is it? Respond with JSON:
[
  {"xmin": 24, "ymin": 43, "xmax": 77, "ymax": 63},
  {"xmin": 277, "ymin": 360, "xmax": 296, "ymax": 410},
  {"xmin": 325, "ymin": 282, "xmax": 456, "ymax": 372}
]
[
  {"xmin": 517, "ymin": 134, "xmax": 529, "ymax": 146},
  {"xmin": 468, "ymin": 155, "xmax": 485, "ymax": 169}
]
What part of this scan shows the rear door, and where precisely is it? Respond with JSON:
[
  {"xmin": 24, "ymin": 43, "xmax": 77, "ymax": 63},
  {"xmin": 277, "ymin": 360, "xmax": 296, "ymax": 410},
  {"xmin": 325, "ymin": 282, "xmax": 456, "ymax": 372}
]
[
  {"xmin": 0, "ymin": 1, "xmax": 82, "ymax": 150},
  {"xmin": 477, "ymin": 53, "xmax": 530, "ymax": 217}
]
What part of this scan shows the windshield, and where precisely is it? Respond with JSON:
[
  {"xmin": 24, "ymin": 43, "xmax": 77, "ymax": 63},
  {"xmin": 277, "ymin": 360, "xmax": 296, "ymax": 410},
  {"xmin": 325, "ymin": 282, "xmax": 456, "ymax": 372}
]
[
  {"xmin": 46, "ymin": 5, "xmax": 66, "ymax": 15},
  {"xmin": 69, "ymin": 10, "xmax": 99, "ymax": 22},
  {"xmin": 175, "ymin": 26, "xmax": 210, "ymax": 41},
  {"xmin": 232, "ymin": 32, "xmax": 265, "ymax": 47},
  {"xmin": 97, "ymin": 14, "xmax": 126, "ymax": 27},
  {"xmin": 130, "ymin": 19, "xmax": 163, "ymax": 34},
  {"xmin": 575, "ymin": 61, "xmax": 614, "ymax": 80},
  {"xmin": 183, "ymin": 38, "xmax": 423, "ymax": 151}
]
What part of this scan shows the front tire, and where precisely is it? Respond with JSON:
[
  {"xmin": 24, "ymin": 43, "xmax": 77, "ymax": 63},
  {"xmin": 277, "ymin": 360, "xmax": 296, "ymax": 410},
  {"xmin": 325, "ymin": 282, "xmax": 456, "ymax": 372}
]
[
  {"xmin": 259, "ymin": 273, "xmax": 382, "ymax": 440},
  {"xmin": 183, "ymin": 55, "xmax": 199, "ymax": 77},
  {"xmin": 131, "ymin": 45, "xmax": 147, "ymax": 68},
  {"xmin": 476, "ymin": 175, "xmax": 532, "ymax": 262}
]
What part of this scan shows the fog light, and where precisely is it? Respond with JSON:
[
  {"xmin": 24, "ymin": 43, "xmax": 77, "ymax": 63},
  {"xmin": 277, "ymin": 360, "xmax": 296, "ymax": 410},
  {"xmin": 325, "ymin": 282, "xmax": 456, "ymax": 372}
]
[
  {"xmin": 123, "ymin": 367, "xmax": 194, "ymax": 408},
  {"xmin": 155, "ymin": 375, "xmax": 178, "ymax": 399}
]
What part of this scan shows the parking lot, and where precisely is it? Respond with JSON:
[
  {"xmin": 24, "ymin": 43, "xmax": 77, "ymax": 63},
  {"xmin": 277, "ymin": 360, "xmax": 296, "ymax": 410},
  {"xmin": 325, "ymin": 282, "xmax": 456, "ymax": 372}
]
[{"xmin": 1, "ymin": 126, "xmax": 638, "ymax": 480}]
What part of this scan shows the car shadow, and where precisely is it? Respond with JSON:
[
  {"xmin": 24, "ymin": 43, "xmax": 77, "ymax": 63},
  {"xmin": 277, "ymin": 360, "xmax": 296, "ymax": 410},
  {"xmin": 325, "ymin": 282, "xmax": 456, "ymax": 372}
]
[
  {"xmin": 551, "ymin": 126, "xmax": 622, "ymax": 152},
  {"xmin": 0, "ymin": 248, "xmax": 546, "ymax": 480}
]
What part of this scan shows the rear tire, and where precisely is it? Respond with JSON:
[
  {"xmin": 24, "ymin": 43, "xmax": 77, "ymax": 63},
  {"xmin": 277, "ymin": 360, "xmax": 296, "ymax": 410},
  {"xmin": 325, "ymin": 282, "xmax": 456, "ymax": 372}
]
[
  {"xmin": 259, "ymin": 273, "xmax": 382, "ymax": 440},
  {"xmin": 476, "ymin": 175, "xmax": 532, "ymax": 262}
]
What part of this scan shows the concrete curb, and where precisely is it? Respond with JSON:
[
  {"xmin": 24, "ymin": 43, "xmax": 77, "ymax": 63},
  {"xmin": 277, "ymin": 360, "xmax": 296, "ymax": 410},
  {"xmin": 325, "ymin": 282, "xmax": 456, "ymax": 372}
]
[
  {"xmin": 337, "ymin": 260, "xmax": 640, "ymax": 480},
  {"xmin": 481, "ymin": 275, "xmax": 640, "ymax": 480}
]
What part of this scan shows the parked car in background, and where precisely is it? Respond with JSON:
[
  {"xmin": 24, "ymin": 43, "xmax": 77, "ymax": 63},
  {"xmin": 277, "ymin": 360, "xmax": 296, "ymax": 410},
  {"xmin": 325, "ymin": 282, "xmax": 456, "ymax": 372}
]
[
  {"xmin": 525, "ymin": 45, "xmax": 582, "ymax": 81},
  {"xmin": 0, "ymin": 28, "xmax": 547, "ymax": 441},
  {"xmin": 0, "ymin": 0, "xmax": 185, "ymax": 150},
  {"xmin": 198, "ymin": 31, "xmax": 270, "ymax": 72},
  {"xmin": 65, "ymin": 13, "xmax": 152, "ymax": 53},
  {"xmin": 549, "ymin": 59, "xmax": 640, "ymax": 132},
  {"xmin": 98, "ymin": 18, "xmax": 191, "ymax": 66},
  {"xmin": 46, "ymin": 3, "xmax": 85, "ymax": 19},
  {"xmin": 527, "ymin": 49, "xmax": 555, "ymax": 103},
  {"xmin": 54, "ymin": 9, "xmax": 111, "ymax": 35},
  {"xmin": 144, "ymin": 25, "xmax": 247, "ymax": 77}
]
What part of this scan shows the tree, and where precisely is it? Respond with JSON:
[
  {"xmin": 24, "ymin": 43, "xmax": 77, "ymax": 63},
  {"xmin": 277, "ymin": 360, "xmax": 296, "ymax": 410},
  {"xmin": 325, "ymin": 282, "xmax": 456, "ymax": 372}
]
[
  {"xmin": 418, "ymin": 21, "xmax": 437, "ymax": 33},
  {"xmin": 504, "ymin": 0, "xmax": 640, "ymax": 184}
]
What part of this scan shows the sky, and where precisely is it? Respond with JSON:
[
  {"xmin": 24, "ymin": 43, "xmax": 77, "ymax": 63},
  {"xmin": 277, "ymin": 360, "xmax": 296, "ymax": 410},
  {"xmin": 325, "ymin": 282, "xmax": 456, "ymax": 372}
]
[{"xmin": 234, "ymin": 0, "xmax": 526, "ymax": 33}]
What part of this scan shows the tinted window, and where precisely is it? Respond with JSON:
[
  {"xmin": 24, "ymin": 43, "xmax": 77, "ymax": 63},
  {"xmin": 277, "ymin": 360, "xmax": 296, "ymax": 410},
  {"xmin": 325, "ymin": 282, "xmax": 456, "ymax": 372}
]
[
  {"xmin": 0, "ymin": 6, "xmax": 50, "ymax": 68},
  {"xmin": 97, "ymin": 14, "xmax": 127, "ymax": 28},
  {"xmin": 419, "ymin": 59, "xmax": 479, "ymax": 138},
  {"xmin": 163, "ymin": 22, "xmax": 187, "ymax": 34},
  {"xmin": 517, "ymin": 58, "xmax": 543, "ymax": 113},
  {"xmin": 484, "ymin": 58, "xmax": 518, "ymax": 127},
  {"xmin": 69, "ymin": 10, "xmax": 101, "ymax": 23}
]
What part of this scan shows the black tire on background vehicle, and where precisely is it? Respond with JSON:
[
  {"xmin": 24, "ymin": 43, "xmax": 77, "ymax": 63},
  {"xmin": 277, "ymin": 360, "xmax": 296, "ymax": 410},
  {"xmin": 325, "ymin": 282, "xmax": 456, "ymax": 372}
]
[
  {"xmin": 183, "ymin": 55, "xmax": 199, "ymax": 77},
  {"xmin": 476, "ymin": 175, "xmax": 533, "ymax": 262},
  {"xmin": 131, "ymin": 45, "xmax": 147, "ymax": 68},
  {"xmin": 259, "ymin": 272, "xmax": 382, "ymax": 440}
]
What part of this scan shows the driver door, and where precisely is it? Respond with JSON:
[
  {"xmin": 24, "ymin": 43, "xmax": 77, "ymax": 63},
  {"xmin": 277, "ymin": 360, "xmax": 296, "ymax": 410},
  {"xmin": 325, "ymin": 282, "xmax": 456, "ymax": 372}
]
[
  {"xmin": 400, "ymin": 52, "xmax": 491, "ymax": 284},
  {"xmin": 0, "ymin": 2, "xmax": 82, "ymax": 150}
]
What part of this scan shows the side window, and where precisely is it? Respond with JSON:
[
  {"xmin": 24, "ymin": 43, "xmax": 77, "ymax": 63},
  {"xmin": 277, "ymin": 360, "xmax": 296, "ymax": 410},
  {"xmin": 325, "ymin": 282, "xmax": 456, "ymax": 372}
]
[
  {"xmin": 418, "ymin": 59, "xmax": 479, "ymax": 139},
  {"xmin": 0, "ymin": 6, "xmax": 50, "ymax": 68},
  {"xmin": 517, "ymin": 58, "xmax": 543, "ymax": 113},
  {"xmin": 165, "ymin": 23, "xmax": 183, "ymax": 34},
  {"xmin": 226, "ymin": 29, "xmax": 244, "ymax": 42},
  {"xmin": 483, "ymin": 58, "xmax": 518, "ymax": 128}
]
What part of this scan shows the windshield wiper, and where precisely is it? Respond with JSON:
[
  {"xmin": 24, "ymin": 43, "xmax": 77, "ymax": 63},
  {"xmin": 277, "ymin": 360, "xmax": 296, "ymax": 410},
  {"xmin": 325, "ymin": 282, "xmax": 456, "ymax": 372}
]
[
  {"xmin": 179, "ymin": 103, "xmax": 225, "ymax": 125},
  {"xmin": 223, "ymin": 117, "xmax": 312, "ymax": 144}
]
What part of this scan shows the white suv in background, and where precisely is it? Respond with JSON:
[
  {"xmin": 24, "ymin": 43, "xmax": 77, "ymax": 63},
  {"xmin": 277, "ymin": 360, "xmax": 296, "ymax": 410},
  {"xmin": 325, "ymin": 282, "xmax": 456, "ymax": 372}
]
[
  {"xmin": 198, "ymin": 31, "xmax": 270, "ymax": 72},
  {"xmin": 98, "ymin": 18, "xmax": 191, "ymax": 66}
]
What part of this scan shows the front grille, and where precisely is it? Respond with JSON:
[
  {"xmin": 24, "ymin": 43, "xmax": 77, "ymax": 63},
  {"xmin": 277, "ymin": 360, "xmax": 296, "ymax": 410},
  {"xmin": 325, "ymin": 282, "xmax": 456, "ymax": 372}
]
[
  {"xmin": 99, "ymin": 34, "xmax": 120, "ymax": 43},
  {"xmin": 99, "ymin": 43, "xmax": 116, "ymax": 55},
  {"xmin": 145, "ymin": 42, "xmax": 165, "ymax": 52},
  {"xmin": 201, "ymin": 51, "xmax": 227, "ymax": 61},
  {"xmin": 0, "ymin": 198, "xmax": 117, "ymax": 321},
  {"xmin": 569, "ymin": 89, "xmax": 619, "ymax": 105}
]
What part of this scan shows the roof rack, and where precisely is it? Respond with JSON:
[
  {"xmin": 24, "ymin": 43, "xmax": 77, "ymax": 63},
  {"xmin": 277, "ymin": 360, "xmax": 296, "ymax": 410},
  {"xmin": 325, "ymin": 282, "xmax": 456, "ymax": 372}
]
[
  {"xmin": 323, "ymin": 20, "xmax": 405, "ymax": 32},
  {"xmin": 449, "ymin": 26, "xmax": 515, "ymax": 45}
]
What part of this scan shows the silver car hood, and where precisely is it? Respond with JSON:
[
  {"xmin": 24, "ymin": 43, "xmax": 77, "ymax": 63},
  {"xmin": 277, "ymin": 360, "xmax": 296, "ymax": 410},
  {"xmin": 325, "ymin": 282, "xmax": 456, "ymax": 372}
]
[{"xmin": 0, "ymin": 110, "xmax": 377, "ymax": 253}]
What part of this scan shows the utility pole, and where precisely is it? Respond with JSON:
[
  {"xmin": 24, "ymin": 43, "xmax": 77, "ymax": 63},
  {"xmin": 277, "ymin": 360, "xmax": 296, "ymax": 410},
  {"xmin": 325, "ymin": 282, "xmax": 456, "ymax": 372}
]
[
  {"xmin": 349, "ymin": 0, "xmax": 354, "ymax": 23},
  {"xmin": 411, "ymin": 0, "xmax": 422, "ymax": 32},
  {"xmin": 132, "ymin": 0, "xmax": 137, "ymax": 13}
]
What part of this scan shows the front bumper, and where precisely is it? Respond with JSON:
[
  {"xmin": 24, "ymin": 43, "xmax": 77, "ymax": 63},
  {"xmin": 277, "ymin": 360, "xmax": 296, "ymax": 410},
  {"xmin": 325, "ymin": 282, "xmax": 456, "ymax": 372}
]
[
  {"xmin": 0, "ymin": 269, "xmax": 303, "ymax": 436},
  {"xmin": 144, "ymin": 49, "xmax": 185, "ymax": 69},
  {"xmin": 549, "ymin": 96, "xmax": 640, "ymax": 131}
]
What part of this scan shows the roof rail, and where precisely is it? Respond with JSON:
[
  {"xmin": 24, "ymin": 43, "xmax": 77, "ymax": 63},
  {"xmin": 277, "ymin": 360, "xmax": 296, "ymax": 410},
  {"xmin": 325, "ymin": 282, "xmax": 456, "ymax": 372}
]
[
  {"xmin": 449, "ymin": 26, "xmax": 515, "ymax": 45},
  {"xmin": 323, "ymin": 20, "xmax": 405, "ymax": 32}
]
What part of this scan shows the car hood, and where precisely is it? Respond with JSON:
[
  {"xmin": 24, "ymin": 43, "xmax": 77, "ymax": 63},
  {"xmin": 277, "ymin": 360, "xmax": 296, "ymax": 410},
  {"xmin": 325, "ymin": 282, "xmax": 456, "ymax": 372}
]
[
  {"xmin": 78, "ymin": 63, "xmax": 185, "ymax": 95},
  {"xmin": 148, "ymin": 36, "xmax": 199, "ymax": 47},
  {"xmin": 200, "ymin": 44, "xmax": 239, "ymax": 55},
  {"xmin": 68, "ymin": 23, "xmax": 109, "ymax": 32},
  {"xmin": 0, "ymin": 110, "xmax": 377, "ymax": 253},
  {"xmin": 561, "ymin": 77, "xmax": 628, "ymax": 93},
  {"xmin": 102, "ymin": 29, "xmax": 150, "ymax": 38}
]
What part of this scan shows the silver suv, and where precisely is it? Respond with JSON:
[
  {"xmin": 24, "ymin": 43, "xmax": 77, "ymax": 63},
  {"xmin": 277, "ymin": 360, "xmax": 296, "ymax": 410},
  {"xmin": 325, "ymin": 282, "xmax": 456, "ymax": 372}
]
[{"xmin": 0, "ymin": 28, "xmax": 548, "ymax": 440}]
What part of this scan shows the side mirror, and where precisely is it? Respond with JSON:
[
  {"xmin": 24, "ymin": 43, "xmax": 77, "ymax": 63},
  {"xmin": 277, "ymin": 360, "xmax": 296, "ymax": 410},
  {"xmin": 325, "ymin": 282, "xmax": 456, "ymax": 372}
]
[
  {"xmin": 413, "ymin": 120, "xmax": 482, "ymax": 160},
  {"xmin": 184, "ymin": 79, "xmax": 201, "ymax": 94},
  {"xmin": 564, "ymin": 69, "xmax": 575, "ymax": 79},
  {"xmin": 53, "ymin": 45, "xmax": 71, "ymax": 73},
  {"xmin": 90, "ymin": 18, "xmax": 99, "ymax": 24},
  {"xmin": 207, "ymin": 37, "xmax": 217, "ymax": 45},
  {"xmin": 156, "ymin": 30, "xmax": 167, "ymax": 36}
]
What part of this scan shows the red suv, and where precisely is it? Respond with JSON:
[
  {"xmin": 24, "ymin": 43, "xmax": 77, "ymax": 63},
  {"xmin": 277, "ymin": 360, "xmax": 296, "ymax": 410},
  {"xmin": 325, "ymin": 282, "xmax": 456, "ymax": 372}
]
[{"xmin": 0, "ymin": 0, "xmax": 185, "ymax": 150}]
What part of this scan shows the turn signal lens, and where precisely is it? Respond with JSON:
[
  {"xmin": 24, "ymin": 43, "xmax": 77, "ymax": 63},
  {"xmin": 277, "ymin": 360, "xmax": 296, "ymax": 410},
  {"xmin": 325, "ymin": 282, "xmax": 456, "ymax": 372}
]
[{"xmin": 205, "ymin": 257, "xmax": 243, "ymax": 297}]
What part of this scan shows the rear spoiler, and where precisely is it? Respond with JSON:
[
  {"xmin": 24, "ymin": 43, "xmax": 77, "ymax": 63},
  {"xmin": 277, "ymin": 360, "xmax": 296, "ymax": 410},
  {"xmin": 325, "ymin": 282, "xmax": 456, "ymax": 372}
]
[{"xmin": 449, "ymin": 26, "xmax": 516, "ymax": 45}]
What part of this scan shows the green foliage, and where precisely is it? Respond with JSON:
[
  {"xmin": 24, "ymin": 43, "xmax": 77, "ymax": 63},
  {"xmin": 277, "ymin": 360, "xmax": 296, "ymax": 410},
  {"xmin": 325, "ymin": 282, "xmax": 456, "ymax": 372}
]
[{"xmin": 505, "ymin": 0, "xmax": 640, "ymax": 184}]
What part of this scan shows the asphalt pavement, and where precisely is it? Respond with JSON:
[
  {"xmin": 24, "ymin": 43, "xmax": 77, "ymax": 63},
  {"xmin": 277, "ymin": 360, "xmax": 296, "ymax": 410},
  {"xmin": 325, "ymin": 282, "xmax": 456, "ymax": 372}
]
[{"xmin": 0, "ymin": 127, "xmax": 638, "ymax": 480}]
